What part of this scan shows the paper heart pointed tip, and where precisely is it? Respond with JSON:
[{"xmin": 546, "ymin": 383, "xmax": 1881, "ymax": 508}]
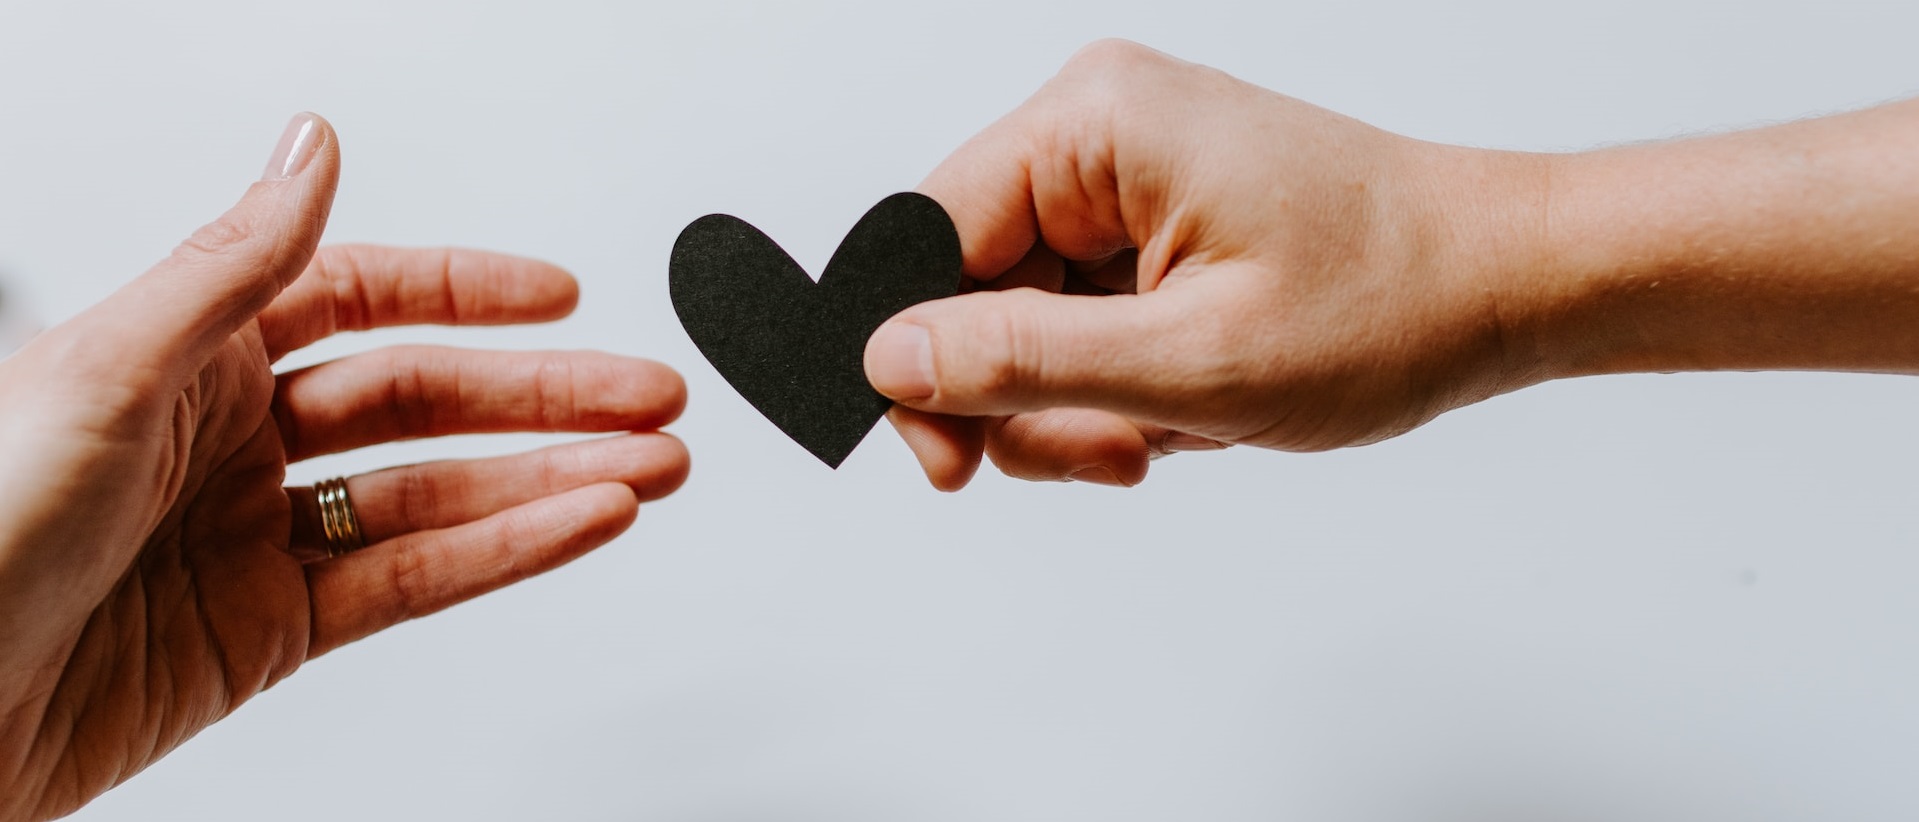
[{"xmin": 669, "ymin": 192, "xmax": 962, "ymax": 468}]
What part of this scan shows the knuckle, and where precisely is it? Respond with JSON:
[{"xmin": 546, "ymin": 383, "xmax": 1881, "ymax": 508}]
[
  {"xmin": 963, "ymin": 294, "xmax": 1036, "ymax": 399},
  {"xmin": 540, "ymin": 445, "xmax": 586, "ymax": 490},
  {"xmin": 337, "ymin": 264, "xmax": 374, "ymax": 332},
  {"xmin": 393, "ymin": 467, "xmax": 441, "ymax": 534},
  {"xmin": 428, "ymin": 247, "xmax": 464, "ymax": 324},
  {"xmin": 175, "ymin": 212, "xmax": 257, "ymax": 259},
  {"xmin": 1057, "ymin": 48, "xmax": 1132, "ymax": 111},
  {"xmin": 379, "ymin": 347, "xmax": 441, "ymax": 435},
  {"xmin": 531, "ymin": 356, "xmax": 580, "ymax": 429},
  {"xmin": 1062, "ymin": 38, "xmax": 1158, "ymax": 77},
  {"xmin": 172, "ymin": 198, "xmax": 319, "ymax": 291},
  {"xmin": 388, "ymin": 544, "xmax": 434, "ymax": 620},
  {"xmin": 314, "ymin": 246, "xmax": 375, "ymax": 332},
  {"xmin": 1056, "ymin": 40, "xmax": 1169, "ymax": 109},
  {"xmin": 485, "ymin": 513, "xmax": 543, "ymax": 580},
  {"xmin": 1041, "ymin": 40, "xmax": 1171, "ymax": 164}
]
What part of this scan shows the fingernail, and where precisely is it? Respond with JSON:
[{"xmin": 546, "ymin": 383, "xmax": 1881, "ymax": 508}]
[
  {"xmin": 867, "ymin": 321, "xmax": 935, "ymax": 400},
  {"xmin": 262, "ymin": 113, "xmax": 322, "ymax": 181},
  {"xmin": 1163, "ymin": 433, "xmax": 1229, "ymax": 452},
  {"xmin": 1067, "ymin": 467, "xmax": 1127, "ymax": 487}
]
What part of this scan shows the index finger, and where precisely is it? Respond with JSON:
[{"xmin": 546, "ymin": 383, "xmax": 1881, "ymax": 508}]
[
  {"xmin": 918, "ymin": 40, "xmax": 1186, "ymax": 281},
  {"xmin": 259, "ymin": 245, "xmax": 580, "ymax": 361}
]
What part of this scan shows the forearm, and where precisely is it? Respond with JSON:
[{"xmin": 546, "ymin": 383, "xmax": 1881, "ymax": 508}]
[{"xmin": 1504, "ymin": 98, "xmax": 1919, "ymax": 382}]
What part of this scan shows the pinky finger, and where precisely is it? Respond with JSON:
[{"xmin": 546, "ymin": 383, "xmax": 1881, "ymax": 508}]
[
  {"xmin": 304, "ymin": 482, "xmax": 638, "ymax": 658},
  {"xmin": 983, "ymin": 409, "xmax": 1234, "ymax": 487},
  {"xmin": 985, "ymin": 408, "xmax": 1154, "ymax": 486}
]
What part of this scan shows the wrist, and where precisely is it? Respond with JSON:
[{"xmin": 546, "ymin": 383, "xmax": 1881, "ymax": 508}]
[{"xmin": 1404, "ymin": 142, "xmax": 1563, "ymax": 395}]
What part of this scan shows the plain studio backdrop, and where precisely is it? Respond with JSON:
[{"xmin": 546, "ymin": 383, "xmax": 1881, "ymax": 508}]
[{"xmin": 4, "ymin": 1, "xmax": 1917, "ymax": 819}]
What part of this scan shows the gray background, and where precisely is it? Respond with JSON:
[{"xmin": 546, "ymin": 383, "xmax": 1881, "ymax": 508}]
[{"xmin": 4, "ymin": 0, "xmax": 1917, "ymax": 819}]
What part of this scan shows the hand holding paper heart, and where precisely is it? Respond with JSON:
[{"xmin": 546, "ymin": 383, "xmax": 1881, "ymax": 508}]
[
  {"xmin": 863, "ymin": 40, "xmax": 1534, "ymax": 489},
  {"xmin": 670, "ymin": 194, "xmax": 959, "ymax": 468},
  {"xmin": 867, "ymin": 39, "xmax": 1919, "ymax": 490}
]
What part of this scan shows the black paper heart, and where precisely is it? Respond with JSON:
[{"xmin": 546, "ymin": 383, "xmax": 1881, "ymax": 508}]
[{"xmin": 669, "ymin": 192, "xmax": 962, "ymax": 468}]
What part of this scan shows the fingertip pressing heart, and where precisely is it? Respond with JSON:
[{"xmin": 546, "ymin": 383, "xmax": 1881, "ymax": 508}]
[{"xmin": 865, "ymin": 320, "xmax": 936, "ymax": 401}]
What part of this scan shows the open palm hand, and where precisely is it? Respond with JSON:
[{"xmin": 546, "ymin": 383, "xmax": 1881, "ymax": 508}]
[{"xmin": 0, "ymin": 115, "xmax": 689, "ymax": 821}]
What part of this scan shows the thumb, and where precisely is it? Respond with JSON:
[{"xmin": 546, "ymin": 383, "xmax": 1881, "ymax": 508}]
[
  {"xmin": 67, "ymin": 112, "xmax": 341, "ymax": 378},
  {"xmin": 864, "ymin": 283, "xmax": 1227, "ymax": 421}
]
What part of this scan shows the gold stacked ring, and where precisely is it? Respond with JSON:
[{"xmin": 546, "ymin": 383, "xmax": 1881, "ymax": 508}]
[{"xmin": 314, "ymin": 477, "xmax": 366, "ymax": 558}]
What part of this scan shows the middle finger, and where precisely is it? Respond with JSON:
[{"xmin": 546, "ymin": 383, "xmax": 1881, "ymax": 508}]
[{"xmin": 274, "ymin": 346, "xmax": 686, "ymax": 461}]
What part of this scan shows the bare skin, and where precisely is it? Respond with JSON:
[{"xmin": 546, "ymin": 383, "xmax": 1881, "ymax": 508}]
[
  {"xmin": 0, "ymin": 114, "xmax": 690, "ymax": 820},
  {"xmin": 866, "ymin": 40, "xmax": 1919, "ymax": 490},
  {"xmin": 12, "ymin": 41, "xmax": 1919, "ymax": 821}
]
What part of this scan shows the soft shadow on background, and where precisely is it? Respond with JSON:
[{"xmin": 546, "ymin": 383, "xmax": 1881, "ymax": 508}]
[{"xmin": 5, "ymin": 1, "xmax": 1915, "ymax": 820}]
